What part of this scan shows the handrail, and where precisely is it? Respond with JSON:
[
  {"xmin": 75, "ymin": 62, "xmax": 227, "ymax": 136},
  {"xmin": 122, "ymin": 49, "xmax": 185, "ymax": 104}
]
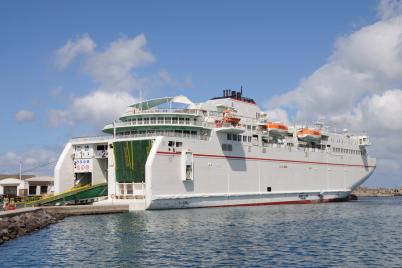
[
  {"xmin": 121, "ymin": 108, "xmax": 203, "ymax": 117},
  {"xmin": 71, "ymin": 136, "xmax": 111, "ymax": 142},
  {"xmin": 116, "ymin": 132, "xmax": 210, "ymax": 141},
  {"xmin": 107, "ymin": 120, "xmax": 214, "ymax": 129}
]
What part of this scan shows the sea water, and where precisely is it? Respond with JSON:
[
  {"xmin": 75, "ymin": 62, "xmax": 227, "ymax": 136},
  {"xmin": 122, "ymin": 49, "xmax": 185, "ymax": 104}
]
[{"xmin": 1, "ymin": 197, "xmax": 402, "ymax": 267}]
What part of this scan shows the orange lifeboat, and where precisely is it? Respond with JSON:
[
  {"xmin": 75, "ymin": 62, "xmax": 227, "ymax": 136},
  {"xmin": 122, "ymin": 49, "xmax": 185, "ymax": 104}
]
[
  {"xmin": 266, "ymin": 122, "xmax": 288, "ymax": 136},
  {"xmin": 222, "ymin": 109, "xmax": 241, "ymax": 125},
  {"xmin": 297, "ymin": 128, "xmax": 321, "ymax": 142}
]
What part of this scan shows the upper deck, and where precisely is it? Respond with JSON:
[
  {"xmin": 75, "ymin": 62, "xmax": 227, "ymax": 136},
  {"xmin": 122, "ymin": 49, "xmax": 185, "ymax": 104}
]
[{"xmin": 99, "ymin": 90, "xmax": 372, "ymax": 158}]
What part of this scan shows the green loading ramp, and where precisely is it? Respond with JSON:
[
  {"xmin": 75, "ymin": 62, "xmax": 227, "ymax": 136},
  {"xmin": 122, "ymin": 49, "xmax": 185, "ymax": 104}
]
[
  {"xmin": 114, "ymin": 140, "xmax": 152, "ymax": 183},
  {"xmin": 25, "ymin": 183, "xmax": 108, "ymax": 206}
]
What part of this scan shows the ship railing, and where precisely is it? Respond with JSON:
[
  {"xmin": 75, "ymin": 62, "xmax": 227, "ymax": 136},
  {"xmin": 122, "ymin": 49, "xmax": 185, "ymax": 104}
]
[
  {"xmin": 116, "ymin": 182, "xmax": 145, "ymax": 199},
  {"xmin": 116, "ymin": 131, "xmax": 210, "ymax": 141},
  {"xmin": 71, "ymin": 135, "xmax": 111, "ymax": 143},
  {"xmin": 112, "ymin": 120, "xmax": 214, "ymax": 129},
  {"xmin": 121, "ymin": 108, "xmax": 204, "ymax": 117}
]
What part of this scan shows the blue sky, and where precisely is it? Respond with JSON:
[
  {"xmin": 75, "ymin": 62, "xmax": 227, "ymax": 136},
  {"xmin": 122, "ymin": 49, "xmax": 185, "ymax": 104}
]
[{"xmin": 1, "ymin": 0, "xmax": 402, "ymax": 187}]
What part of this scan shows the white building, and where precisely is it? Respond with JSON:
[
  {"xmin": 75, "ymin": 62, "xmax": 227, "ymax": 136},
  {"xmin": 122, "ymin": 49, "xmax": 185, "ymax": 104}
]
[{"xmin": 0, "ymin": 175, "xmax": 53, "ymax": 197}]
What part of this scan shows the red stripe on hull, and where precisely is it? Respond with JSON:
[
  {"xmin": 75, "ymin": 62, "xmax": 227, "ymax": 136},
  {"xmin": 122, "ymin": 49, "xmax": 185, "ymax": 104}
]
[{"xmin": 202, "ymin": 197, "xmax": 348, "ymax": 209}]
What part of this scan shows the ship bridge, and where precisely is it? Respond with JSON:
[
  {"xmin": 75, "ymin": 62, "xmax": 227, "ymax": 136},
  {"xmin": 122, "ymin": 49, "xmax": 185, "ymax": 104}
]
[{"xmin": 102, "ymin": 95, "xmax": 213, "ymax": 140}]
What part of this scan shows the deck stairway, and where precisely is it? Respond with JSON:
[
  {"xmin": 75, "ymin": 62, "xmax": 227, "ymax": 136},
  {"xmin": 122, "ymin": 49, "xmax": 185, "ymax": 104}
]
[{"xmin": 25, "ymin": 183, "xmax": 108, "ymax": 206}]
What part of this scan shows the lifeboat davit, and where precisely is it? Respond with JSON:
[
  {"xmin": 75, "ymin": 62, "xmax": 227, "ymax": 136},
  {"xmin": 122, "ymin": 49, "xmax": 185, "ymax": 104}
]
[
  {"xmin": 266, "ymin": 122, "xmax": 288, "ymax": 136},
  {"xmin": 297, "ymin": 128, "xmax": 321, "ymax": 142},
  {"xmin": 222, "ymin": 109, "xmax": 241, "ymax": 125}
]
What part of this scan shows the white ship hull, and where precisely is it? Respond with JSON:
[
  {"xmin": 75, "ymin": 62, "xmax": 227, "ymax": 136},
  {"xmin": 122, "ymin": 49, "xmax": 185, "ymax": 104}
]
[
  {"xmin": 54, "ymin": 91, "xmax": 376, "ymax": 210},
  {"xmin": 142, "ymin": 136, "xmax": 375, "ymax": 209}
]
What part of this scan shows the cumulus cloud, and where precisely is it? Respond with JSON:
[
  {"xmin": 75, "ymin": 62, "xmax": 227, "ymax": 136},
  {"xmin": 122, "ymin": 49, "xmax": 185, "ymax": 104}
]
[
  {"xmin": 15, "ymin": 110, "xmax": 35, "ymax": 122},
  {"xmin": 85, "ymin": 34, "xmax": 155, "ymax": 92},
  {"xmin": 269, "ymin": 15, "xmax": 402, "ymax": 120},
  {"xmin": 265, "ymin": 108, "xmax": 289, "ymax": 124},
  {"xmin": 267, "ymin": 0, "xmax": 402, "ymax": 186},
  {"xmin": 55, "ymin": 34, "xmax": 95, "ymax": 69},
  {"xmin": 333, "ymin": 89, "xmax": 402, "ymax": 133},
  {"xmin": 50, "ymin": 33, "xmax": 191, "ymax": 128},
  {"xmin": 377, "ymin": 0, "xmax": 402, "ymax": 19},
  {"xmin": 48, "ymin": 91, "xmax": 137, "ymax": 127},
  {"xmin": 0, "ymin": 148, "xmax": 59, "ymax": 175}
]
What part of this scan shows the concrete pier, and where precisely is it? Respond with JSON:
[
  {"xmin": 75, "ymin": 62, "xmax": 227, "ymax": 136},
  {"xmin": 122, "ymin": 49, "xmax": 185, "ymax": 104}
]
[
  {"xmin": 42, "ymin": 204, "xmax": 129, "ymax": 216},
  {"xmin": 0, "ymin": 207, "xmax": 41, "ymax": 219}
]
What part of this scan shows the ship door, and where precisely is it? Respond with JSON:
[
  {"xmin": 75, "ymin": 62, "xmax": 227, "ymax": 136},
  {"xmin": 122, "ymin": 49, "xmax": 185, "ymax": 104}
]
[
  {"xmin": 75, "ymin": 172, "xmax": 92, "ymax": 187},
  {"xmin": 182, "ymin": 151, "xmax": 194, "ymax": 181}
]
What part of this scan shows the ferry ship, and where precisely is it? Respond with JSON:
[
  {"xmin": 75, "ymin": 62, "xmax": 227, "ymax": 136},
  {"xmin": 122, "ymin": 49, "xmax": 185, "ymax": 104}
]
[{"xmin": 54, "ymin": 90, "xmax": 376, "ymax": 209}]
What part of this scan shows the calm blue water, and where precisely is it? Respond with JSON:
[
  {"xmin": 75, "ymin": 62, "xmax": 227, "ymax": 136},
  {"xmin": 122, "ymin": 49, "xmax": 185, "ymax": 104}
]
[{"xmin": 1, "ymin": 197, "xmax": 402, "ymax": 267}]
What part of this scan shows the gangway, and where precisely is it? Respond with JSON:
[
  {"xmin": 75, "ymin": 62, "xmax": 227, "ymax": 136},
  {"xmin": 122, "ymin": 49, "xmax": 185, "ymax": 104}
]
[{"xmin": 24, "ymin": 183, "xmax": 108, "ymax": 206}]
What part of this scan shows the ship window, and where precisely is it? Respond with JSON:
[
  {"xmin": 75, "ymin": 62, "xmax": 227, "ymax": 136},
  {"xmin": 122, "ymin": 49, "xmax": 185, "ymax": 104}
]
[
  {"xmin": 172, "ymin": 117, "xmax": 178, "ymax": 124},
  {"xmin": 267, "ymin": 187, "xmax": 271, "ymax": 192},
  {"xmin": 137, "ymin": 118, "xmax": 143, "ymax": 125},
  {"xmin": 176, "ymin": 142, "xmax": 182, "ymax": 148},
  {"xmin": 183, "ymin": 130, "xmax": 190, "ymax": 137},
  {"xmin": 222, "ymin": 144, "xmax": 232, "ymax": 151},
  {"xmin": 175, "ymin": 130, "xmax": 182, "ymax": 137},
  {"xmin": 243, "ymin": 136, "xmax": 247, "ymax": 142},
  {"xmin": 158, "ymin": 117, "xmax": 163, "ymax": 124},
  {"xmin": 252, "ymin": 135, "xmax": 259, "ymax": 146},
  {"xmin": 227, "ymin": 133, "xmax": 232, "ymax": 140},
  {"xmin": 252, "ymin": 126, "xmax": 256, "ymax": 130},
  {"xmin": 165, "ymin": 117, "xmax": 171, "ymax": 124},
  {"xmin": 237, "ymin": 135, "xmax": 241, "ymax": 142},
  {"xmin": 179, "ymin": 118, "xmax": 185, "ymax": 124},
  {"xmin": 150, "ymin": 117, "xmax": 156, "ymax": 124},
  {"xmin": 185, "ymin": 118, "xmax": 190, "ymax": 125},
  {"xmin": 97, "ymin": 145, "xmax": 106, "ymax": 151},
  {"xmin": 262, "ymin": 136, "xmax": 269, "ymax": 147},
  {"xmin": 191, "ymin": 131, "xmax": 197, "ymax": 136},
  {"xmin": 126, "ymin": 184, "xmax": 133, "ymax": 195},
  {"xmin": 144, "ymin": 118, "xmax": 149, "ymax": 124},
  {"xmin": 248, "ymin": 136, "xmax": 252, "ymax": 143},
  {"xmin": 168, "ymin": 141, "xmax": 175, "ymax": 147}
]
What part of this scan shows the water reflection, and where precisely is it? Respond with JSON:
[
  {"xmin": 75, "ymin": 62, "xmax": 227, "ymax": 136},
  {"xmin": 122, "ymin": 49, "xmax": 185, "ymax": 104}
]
[{"xmin": 1, "ymin": 197, "xmax": 402, "ymax": 267}]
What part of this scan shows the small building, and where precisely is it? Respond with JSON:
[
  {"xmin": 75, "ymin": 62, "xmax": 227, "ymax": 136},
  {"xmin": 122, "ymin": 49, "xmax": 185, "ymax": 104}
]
[
  {"xmin": 0, "ymin": 174, "xmax": 53, "ymax": 197},
  {"xmin": 25, "ymin": 176, "xmax": 54, "ymax": 196}
]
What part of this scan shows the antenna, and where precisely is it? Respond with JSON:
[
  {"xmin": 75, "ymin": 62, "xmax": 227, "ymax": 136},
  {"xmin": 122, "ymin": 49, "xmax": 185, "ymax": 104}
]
[
  {"xmin": 140, "ymin": 89, "xmax": 143, "ymax": 111},
  {"xmin": 240, "ymin": 85, "xmax": 243, "ymax": 95}
]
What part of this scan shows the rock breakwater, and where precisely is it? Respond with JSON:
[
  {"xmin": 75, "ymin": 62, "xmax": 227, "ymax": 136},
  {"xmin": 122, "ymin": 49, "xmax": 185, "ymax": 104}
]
[{"xmin": 0, "ymin": 209, "xmax": 65, "ymax": 245}]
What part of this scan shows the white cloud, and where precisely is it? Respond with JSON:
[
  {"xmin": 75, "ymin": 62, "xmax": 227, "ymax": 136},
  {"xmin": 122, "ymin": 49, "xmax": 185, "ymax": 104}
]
[
  {"xmin": 15, "ymin": 110, "xmax": 35, "ymax": 122},
  {"xmin": 48, "ymin": 91, "xmax": 137, "ymax": 127},
  {"xmin": 377, "ymin": 0, "xmax": 402, "ymax": 20},
  {"xmin": 50, "ymin": 33, "xmax": 192, "ymax": 128},
  {"xmin": 333, "ymin": 89, "xmax": 402, "ymax": 133},
  {"xmin": 265, "ymin": 108, "xmax": 289, "ymax": 124},
  {"xmin": 0, "ymin": 148, "xmax": 59, "ymax": 175},
  {"xmin": 266, "ymin": 0, "xmax": 402, "ymax": 186},
  {"xmin": 269, "ymin": 15, "xmax": 402, "ymax": 121},
  {"xmin": 55, "ymin": 33, "xmax": 95, "ymax": 69},
  {"xmin": 85, "ymin": 34, "xmax": 155, "ymax": 92}
]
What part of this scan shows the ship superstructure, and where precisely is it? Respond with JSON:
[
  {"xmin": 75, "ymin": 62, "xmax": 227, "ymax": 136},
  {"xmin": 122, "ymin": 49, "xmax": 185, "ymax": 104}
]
[{"xmin": 54, "ymin": 90, "xmax": 376, "ymax": 209}]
